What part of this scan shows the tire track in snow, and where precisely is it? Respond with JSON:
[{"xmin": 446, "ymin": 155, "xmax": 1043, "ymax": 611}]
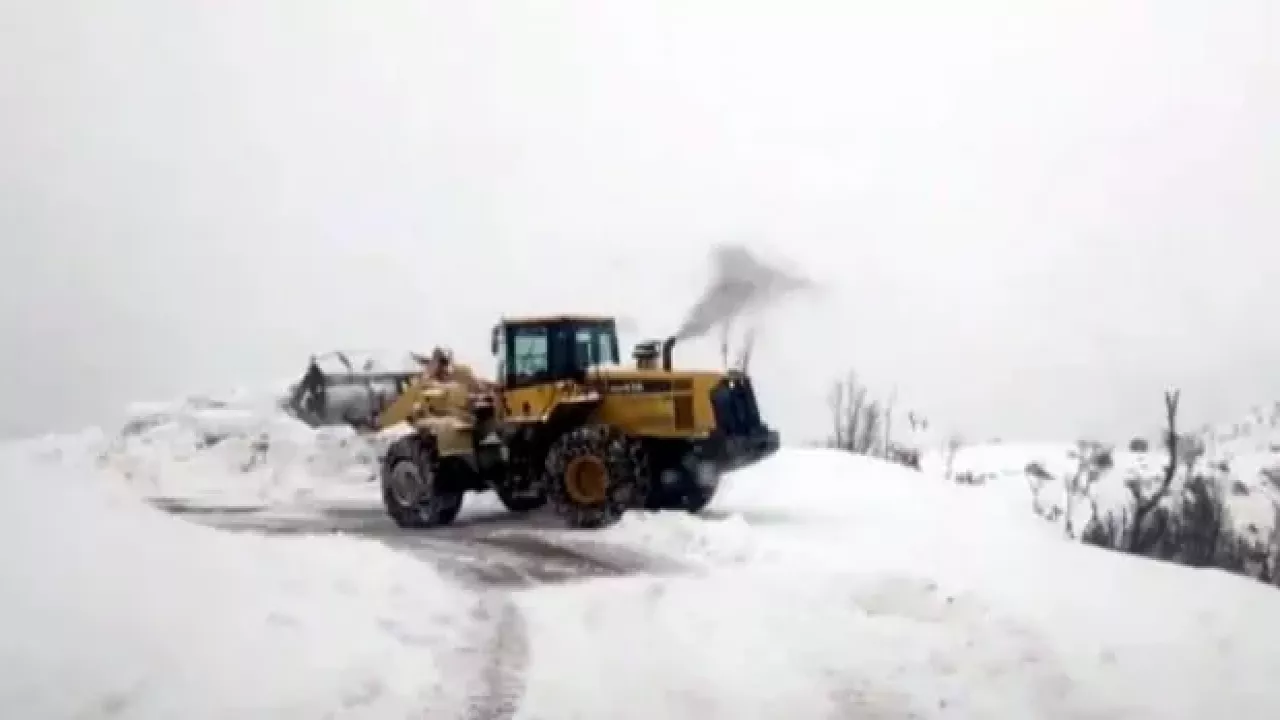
[
  {"xmin": 459, "ymin": 592, "xmax": 529, "ymax": 720},
  {"xmin": 160, "ymin": 503, "xmax": 689, "ymax": 720}
]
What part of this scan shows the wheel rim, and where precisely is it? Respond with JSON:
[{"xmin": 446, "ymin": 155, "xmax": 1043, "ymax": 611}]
[
  {"xmin": 564, "ymin": 455, "xmax": 609, "ymax": 505},
  {"xmin": 389, "ymin": 460, "xmax": 427, "ymax": 506}
]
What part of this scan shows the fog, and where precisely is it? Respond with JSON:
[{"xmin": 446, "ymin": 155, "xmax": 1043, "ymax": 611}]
[{"xmin": 1, "ymin": 1, "xmax": 1277, "ymax": 444}]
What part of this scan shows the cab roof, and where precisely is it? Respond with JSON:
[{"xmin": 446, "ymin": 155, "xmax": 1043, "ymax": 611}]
[{"xmin": 497, "ymin": 314, "xmax": 617, "ymax": 326}]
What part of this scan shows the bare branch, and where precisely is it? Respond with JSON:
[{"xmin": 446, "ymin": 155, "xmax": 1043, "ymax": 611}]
[
  {"xmin": 1128, "ymin": 389, "xmax": 1181, "ymax": 552},
  {"xmin": 883, "ymin": 388, "xmax": 898, "ymax": 460},
  {"xmin": 827, "ymin": 369, "xmax": 886, "ymax": 455}
]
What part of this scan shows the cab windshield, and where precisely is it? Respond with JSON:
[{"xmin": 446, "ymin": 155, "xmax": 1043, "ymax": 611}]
[
  {"xmin": 572, "ymin": 323, "xmax": 620, "ymax": 368},
  {"xmin": 503, "ymin": 320, "xmax": 620, "ymax": 387}
]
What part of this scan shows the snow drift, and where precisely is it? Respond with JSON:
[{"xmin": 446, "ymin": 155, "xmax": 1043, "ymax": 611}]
[
  {"xmin": 5, "ymin": 394, "xmax": 1280, "ymax": 718},
  {"xmin": 928, "ymin": 436, "xmax": 1280, "ymax": 564},
  {"xmin": 94, "ymin": 391, "xmax": 391, "ymax": 508},
  {"xmin": 0, "ymin": 439, "xmax": 507, "ymax": 719}
]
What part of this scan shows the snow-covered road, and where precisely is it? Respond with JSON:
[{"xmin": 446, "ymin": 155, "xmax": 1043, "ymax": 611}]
[
  {"xmin": 3, "ymin": 396, "xmax": 1280, "ymax": 719},
  {"xmin": 165, "ymin": 496, "xmax": 695, "ymax": 589}
]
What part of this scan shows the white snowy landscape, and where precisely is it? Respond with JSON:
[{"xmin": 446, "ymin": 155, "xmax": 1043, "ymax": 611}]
[
  {"xmin": 3, "ymin": 390, "xmax": 1279, "ymax": 719},
  {"xmin": 4, "ymin": 1, "xmax": 1279, "ymax": 718}
]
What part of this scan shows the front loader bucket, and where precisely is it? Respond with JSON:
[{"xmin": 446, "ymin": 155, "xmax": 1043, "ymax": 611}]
[{"xmin": 284, "ymin": 350, "xmax": 423, "ymax": 431}]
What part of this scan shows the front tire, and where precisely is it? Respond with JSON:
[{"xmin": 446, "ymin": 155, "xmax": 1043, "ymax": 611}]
[
  {"xmin": 380, "ymin": 434, "xmax": 464, "ymax": 528},
  {"xmin": 545, "ymin": 424, "xmax": 649, "ymax": 529},
  {"xmin": 649, "ymin": 458, "xmax": 721, "ymax": 514}
]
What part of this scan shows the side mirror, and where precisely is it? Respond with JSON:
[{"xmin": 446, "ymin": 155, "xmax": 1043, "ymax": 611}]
[{"xmin": 490, "ymin": 326, "xmax": 501, "ymax": 356}]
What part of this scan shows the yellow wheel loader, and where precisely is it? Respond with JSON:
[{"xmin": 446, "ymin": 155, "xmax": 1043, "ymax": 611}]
[{"xmin": 287, "ymin": 316, "xmax": 780, "ymax": 529}]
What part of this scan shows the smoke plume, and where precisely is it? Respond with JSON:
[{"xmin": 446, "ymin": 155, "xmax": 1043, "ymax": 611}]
[{"xmin": 674, "ymin": 243, "xmax": 814, "ymax": 342}]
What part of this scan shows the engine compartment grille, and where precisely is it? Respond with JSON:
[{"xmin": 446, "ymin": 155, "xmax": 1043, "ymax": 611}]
[{"xmin": 710, "ymin": 377, "xmax": 763, "ymax": 435}]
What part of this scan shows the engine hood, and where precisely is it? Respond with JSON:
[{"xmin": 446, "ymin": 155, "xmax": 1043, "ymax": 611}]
[{"xmin": 584, "ymin": 365, "xmax": 734, "ymax": 386}]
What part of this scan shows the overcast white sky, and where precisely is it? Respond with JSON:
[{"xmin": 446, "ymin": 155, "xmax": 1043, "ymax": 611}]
[{"xmin": 1, "ymin": 1, "xmax": 1277, "ymax": 444}]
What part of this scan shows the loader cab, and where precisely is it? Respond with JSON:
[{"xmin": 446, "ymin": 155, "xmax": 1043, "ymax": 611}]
[{"xmin": 491, "ymin": 315, "xmax": 621, "ymax": 389}]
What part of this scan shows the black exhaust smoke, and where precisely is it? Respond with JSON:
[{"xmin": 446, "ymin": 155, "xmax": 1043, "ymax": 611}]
[{"xmin": 673, "ymin": 243, "xmax": 814, "ymax": 345}]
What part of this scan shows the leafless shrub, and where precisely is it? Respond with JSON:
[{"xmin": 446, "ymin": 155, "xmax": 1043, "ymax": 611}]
[
  {"xmin": 1024, "ymin": 461, "xmax": 1062, "ymax": 524},
  {"xmin": 1080, "ymin": 389, "xmax": 1265, "ymax": 583},
  {"xmin": 887, "ymin": 443, "xmax": 922, "ymax": 470},
  {"xmin": 1062, "ymin": 440, "xmax": 1114, "ymax": 539},
  {"xmin": 943, "ymin": 434, "xmax": 964, "ymax": 483},
  {"xmin": 1261, "ymin": 465, "xmax": 1280, "ymax": 493},
  {"xmin": 827, "ymin": 370, "xmax": 883, "ymax": 455},
  {"xmin": 826, "ymin": 371, "xmax": 928, "ymax": 471}
]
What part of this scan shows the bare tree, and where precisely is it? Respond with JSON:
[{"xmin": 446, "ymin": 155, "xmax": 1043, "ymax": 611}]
[
  {"xmin": 1063, "ymin": 441, "xmax": 1114, "ymax": 539},
  {"xmin": 860, "ymin": 398, "xmax": 883, "ymax": 455},
  {"xmin": 943, "ymin": 433, "xmax": 964, "ymax": 482},
  {"xmin": 1125, "ymin": 389, "xmax": 1182, "ymax": 553},
  {"xmin": 881, "ymin": 388, "xmax": 898, "ymax": 460},
  {"xmin": 1270, "ymin": 503, "xmax": 1280, "ymax": 587},
  {"xmin": 1025, "ymin": 461, "xmax": 1062, "ymax": 524},
  {"xmin": 828, "ymin": 370, "xmax": 882, "ymax": 455}
]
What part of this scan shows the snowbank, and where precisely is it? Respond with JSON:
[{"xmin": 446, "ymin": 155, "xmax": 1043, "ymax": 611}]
[
  {"xmin": 927, "ymin": 440, "xmax": 1280, "ymax": 548},
  {"xmin": 93, "ymin": 392, "xmax": 389, "ymax": 508},
  {"xmin": 0, "ymin": 443, "xmax": 498, "ymax": 719},
  {"xmin": 7, "ymin": 389, "xmax": 1280, "ymax": 718},
  {"xmin": 514, "ymin": 449, "xmax": 1280, "ymax": 719}
]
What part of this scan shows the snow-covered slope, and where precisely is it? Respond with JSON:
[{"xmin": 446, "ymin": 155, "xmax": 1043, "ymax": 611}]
[
  {"xmin": 924, "ymin": 436, "xmax": 1280, "ymax": 553},
  {"xmin": 4, "ymin": 395, "xmax": 1280, "ymax": 718},
  {"xmin": 0, "ymin": 436, "xmax": 502, "ymax": 719},
  {"xmin": 1203, "ymin": 401, "xmax": 1280, "ymax": 458}
]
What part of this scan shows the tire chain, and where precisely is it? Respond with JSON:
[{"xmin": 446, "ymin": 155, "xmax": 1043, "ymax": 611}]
[{"xmin": 544, "ymin": 424, "xmax": 651, "ymax": 528}]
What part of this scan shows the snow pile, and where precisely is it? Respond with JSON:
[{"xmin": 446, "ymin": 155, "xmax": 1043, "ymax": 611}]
[
  {"xmin": 7, "ymin": 394, "xmax": 1280, "ymax": 718},
  {"xmin": 515, "ymin": 449, "xmax": 1280, "ymax": 719},
  {"xmin": 92, "ymin": 391, "xmax": 391, "ymax": 507},
  {"xmin": 594, "ymin": 510, "xmax": 760, "ymax": 567},
  {"xmin": 0, "ymin": 441, "xmax": 501, "ymax": 719},
  {"xmin": 927, "ymin": 439, "xmax": 1280, "ymax": 553}
]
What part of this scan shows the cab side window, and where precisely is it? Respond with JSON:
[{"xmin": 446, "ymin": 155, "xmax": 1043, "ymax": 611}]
[{"xmin": 510, "ymin": 327, "xmax": 550, "ymax": 384}]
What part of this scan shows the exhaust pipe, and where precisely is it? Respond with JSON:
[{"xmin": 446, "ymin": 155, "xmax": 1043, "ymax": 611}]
[{"xmin": 661, "ymin": 335, "xmax": 677, "ymax": 371}]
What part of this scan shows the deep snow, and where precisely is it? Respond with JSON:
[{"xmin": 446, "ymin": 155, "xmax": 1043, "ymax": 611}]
[
  {"xmin": 3, "ymin": 394, "xmax": 1280, "ymax": 718},
  {"xmin": 0, "ymin": 437, "xmax": 503, "ymax": 719},
  {"xmin": 926, "ymin": 436, "xmax": 1280, "ymax": 552}
]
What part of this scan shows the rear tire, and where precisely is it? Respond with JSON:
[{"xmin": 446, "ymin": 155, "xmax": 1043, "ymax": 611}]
[
  {"xmin": 545, "ymin": 424, "xmax": 649, "ymax": 529},
  {"xmin": 380, "ymin": 434, "xmax": 464, "ymax": 528}
]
